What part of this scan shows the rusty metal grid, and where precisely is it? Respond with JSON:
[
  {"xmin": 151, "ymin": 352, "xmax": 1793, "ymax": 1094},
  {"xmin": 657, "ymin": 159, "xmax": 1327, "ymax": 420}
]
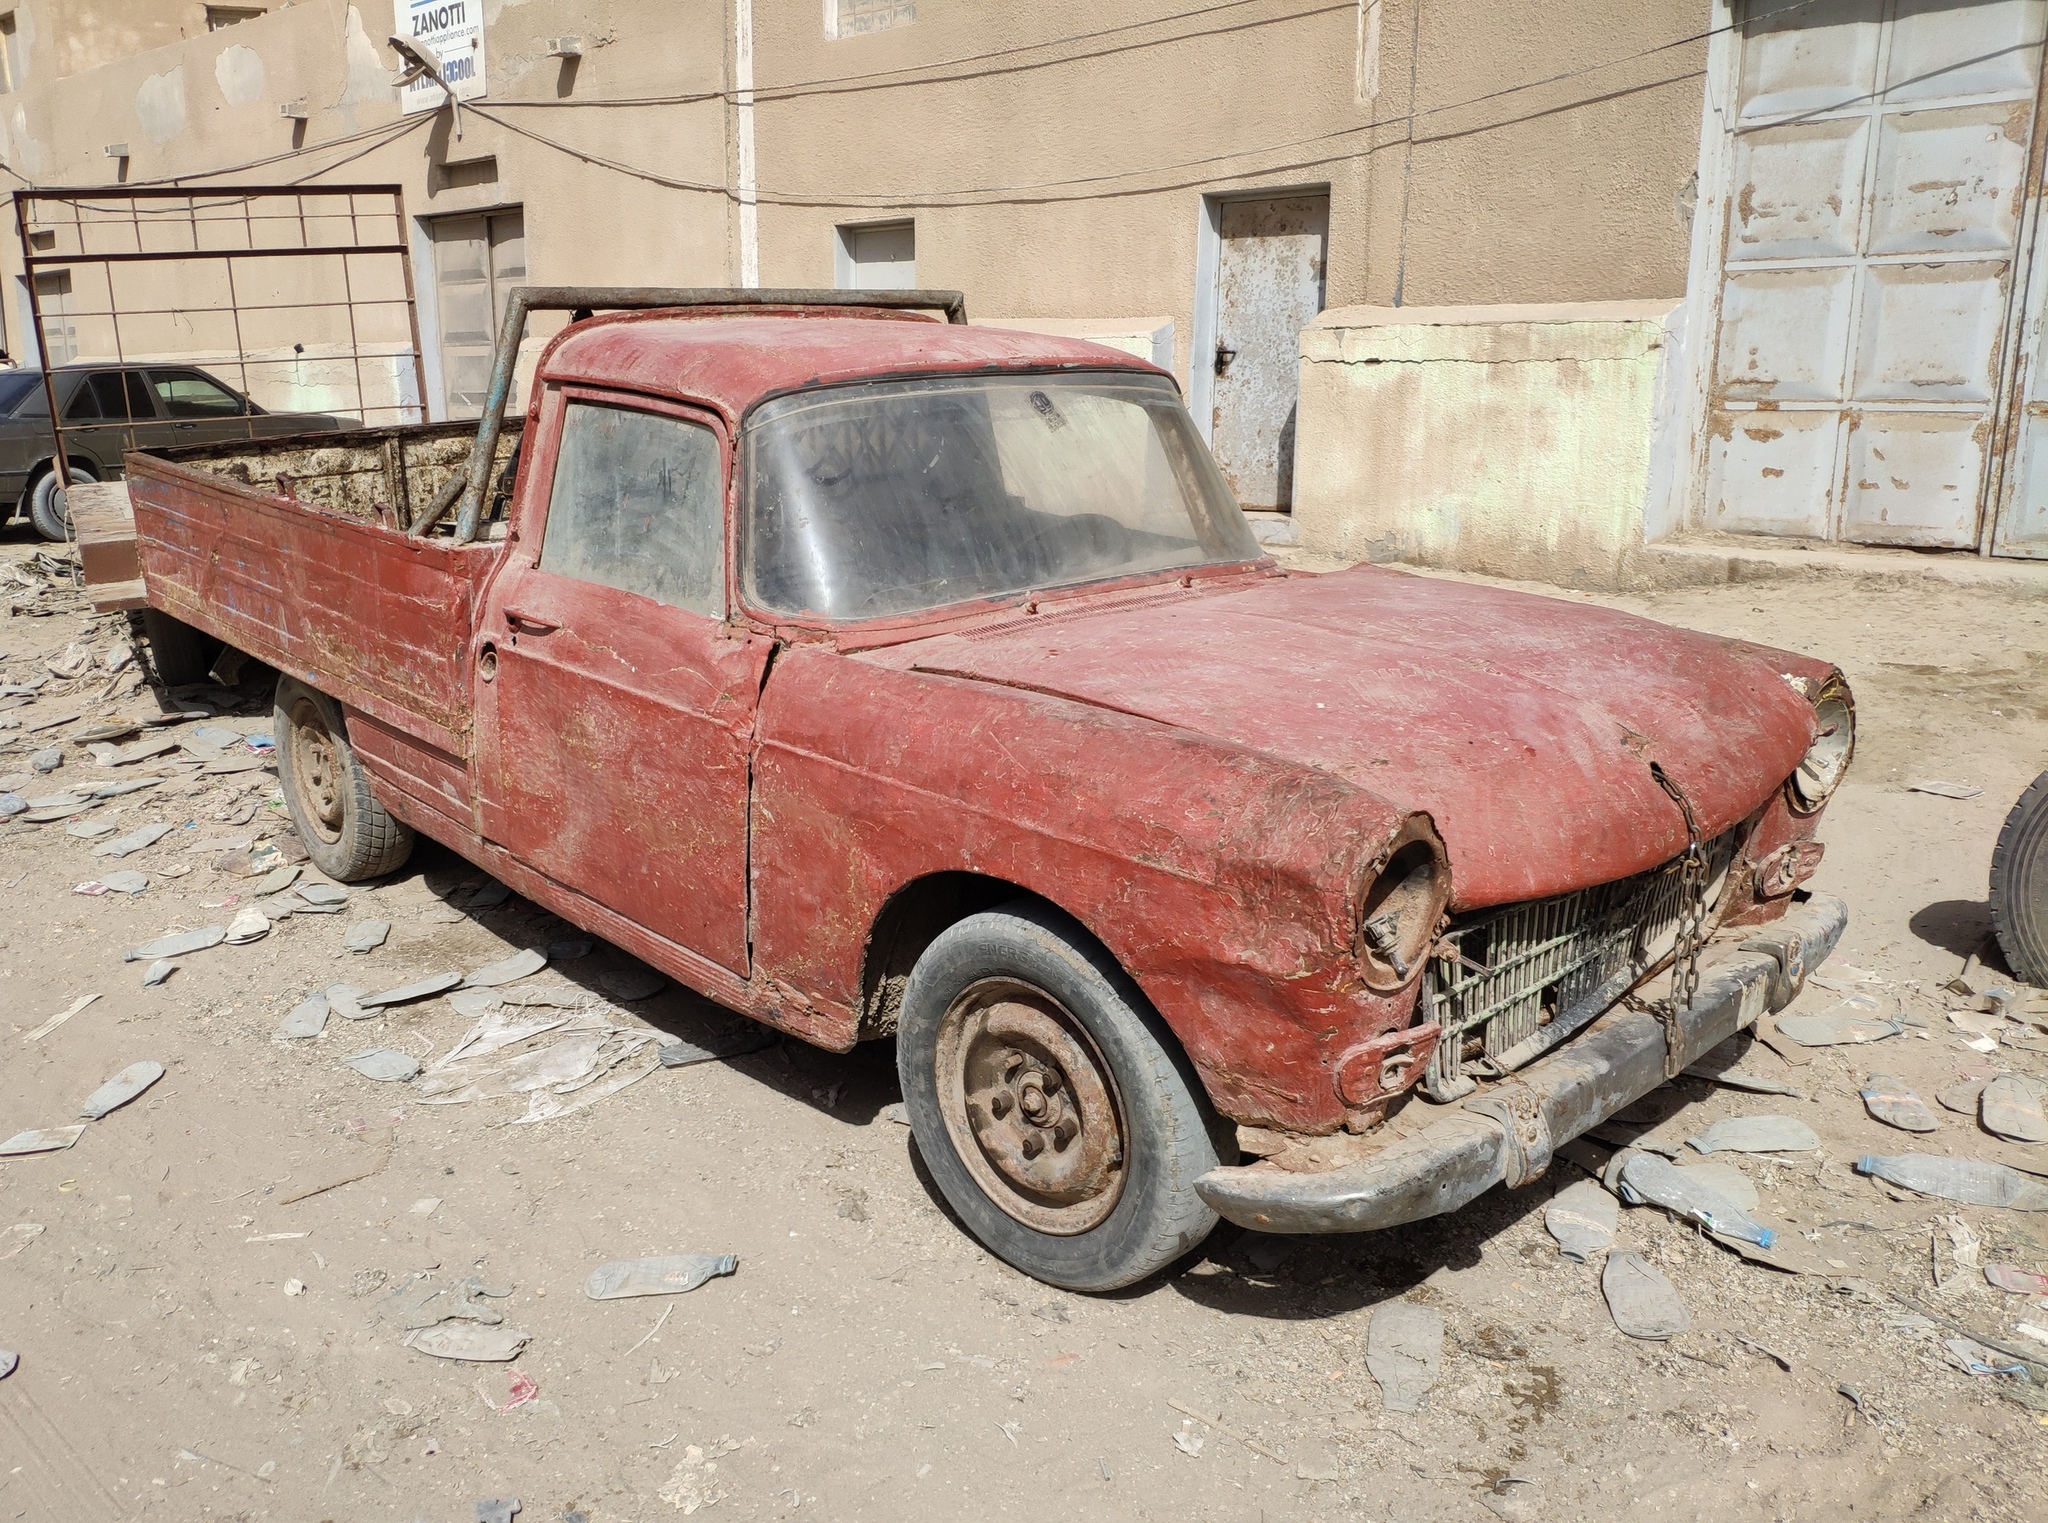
[
  {"xmin": 13, "ymin": 184, "xmax": 426, "ymax": 490},
  {"xmin": 1423, "ymin": 826, "xmax": 1741, "ymax": 1091}
]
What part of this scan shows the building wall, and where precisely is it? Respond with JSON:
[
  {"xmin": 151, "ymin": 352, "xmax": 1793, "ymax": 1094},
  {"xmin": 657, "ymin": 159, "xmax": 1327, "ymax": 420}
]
[{"xmin": 0, "ymin": 1, "xmax": 1708, "ymax": 425}]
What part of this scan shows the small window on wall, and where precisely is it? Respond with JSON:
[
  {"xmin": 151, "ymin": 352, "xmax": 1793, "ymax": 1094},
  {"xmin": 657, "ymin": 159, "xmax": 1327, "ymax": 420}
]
[
  {"xmin": 835, "ymin": 221, "xmax": 915, "ymax": 291},
  {"xmin": 827, "ymin": 0, "xmax": 915, "ymax": 39},
  {"xmin": 206, "ymin": 6, "xmax": 267, "ymax": 29},
  {"xmin": 0, "ymin": 13, "xmax": 21, "ymax": 94}
]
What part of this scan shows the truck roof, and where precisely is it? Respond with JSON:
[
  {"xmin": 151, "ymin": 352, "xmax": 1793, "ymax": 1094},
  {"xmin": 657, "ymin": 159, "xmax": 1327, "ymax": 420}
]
[{"xmin": 539, "ymin": 309, "xmax": 1167, "ymax": 424}]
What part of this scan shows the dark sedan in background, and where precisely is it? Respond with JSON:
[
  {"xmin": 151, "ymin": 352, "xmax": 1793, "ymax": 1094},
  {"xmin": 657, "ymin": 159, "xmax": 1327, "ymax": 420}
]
[{"xmin": 0, "ymin": 363, "xmax": 357, "ymax": 540}]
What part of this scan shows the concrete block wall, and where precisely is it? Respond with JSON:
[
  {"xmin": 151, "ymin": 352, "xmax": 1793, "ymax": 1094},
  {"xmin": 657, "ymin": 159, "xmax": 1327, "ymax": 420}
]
[{"xmin": 1291, "ymin": 301, "xmax": 1684, "ymax": 589}]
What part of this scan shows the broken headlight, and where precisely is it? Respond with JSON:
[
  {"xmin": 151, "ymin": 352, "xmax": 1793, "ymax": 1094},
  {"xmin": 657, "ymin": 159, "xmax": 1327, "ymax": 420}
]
[
  {"xmin": 1787, "ymin": 675, "xmax": 1855, "ymax": 814},
  {"xmin": 1356, "ymin": 817, "xmax": 1450, "ymax": 990}
]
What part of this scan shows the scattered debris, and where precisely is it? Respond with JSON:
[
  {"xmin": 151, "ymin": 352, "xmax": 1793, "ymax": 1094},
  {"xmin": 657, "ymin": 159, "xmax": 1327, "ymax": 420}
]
[
  {"xmin": 1673, "ymin": 1156, "xmax": 1759, "ymax": 1211},
  {"xmin": 326, "ymin": 985, "xmax": 370, "ymax": 1021},
  {"xmin": 1365, "ymin": 1301, "xmax": 1442, "ymax": 1413},
  {"xmin": 0, "ymin": 1350, "xmax": 16, "ymax": 1380},
  {"xmin": 405, "ymin": 1323, "xmax": 530, "ymax": 1363},
  {"xmin": 278, "ymin": 1155, "xmax": 386, "ymax": 1205},
  {"xmin": 1981, "ymin": 1076, "xmax": 2048, "ymax": 1144},
  {"xmin": 1985, "ymin": 1264, "xmax": 2048, "ymax": 1296},
  {"xmin": 474, "ymin": 1499, "xmax": 522, "ymax": 1523},
  {"xmin": 1171, "ymin": 1420, "xmax": 1203, "ymax": 1457},
  {"xmin": 1861, "ymin": 1074, "xmax": 1940, "ymax": 1133},
  {"xmin": 1683, "ymin": 1036, "xmax": 1808, "ymax": 1098},
  {"xmin": 0, "ymin": 1125, "xmax": 88, "ymax": 1157},
  {"xmin": 141, "ymin": 958, "xmax": 177, "ymax": 988},
  {"xmin": 880, "ymin": 1101, "xmax": 910, "ymax": 1126},
  {"xmin": 1686, "ymin": 1114, "xmax": 1820, "ymax": 1155},
  {"xmin": 124, "ymin": 927, "xmax": 225, "ymax": 962},
  {"xmin": 344, "ymin": 919, "xmax": 391, "ymax": 953},
  {"xmin": 1734, "ymin": 1333, "xmax": 1792, "ymax": 1371},
  {"xmin": 78, "ymin": 1061, "xmax": 164, "ymax": 1119},
  {"xmin": 464, "ymin": 880, "xmax": 512, "ymax": 910},
  {"xmin": 23, "ymin": 993, "xmax": 100, "ymax": 1042},
  {"xmin": 1602, "ymin": 1251, "xmax": 1689, "ymax": 1341},
  {"xmin": 1543, "ymin": 1178, "xmax": 1617, "ymax": 1261},
  {"xmin": 1855, "ymin": 1154, "xmax": 2048, "ymax": 1210},
  {"xmin": 296, "ymin": 880, "xmax": 348, "ymax": 907},
  {"xmin": 598, "ymin": 966, "xmax": 666, "ymax": 1002},
  {"xmin": 278, "ymin": 992, "xmax": 329, "ymax": 1040},
  {"xmin": 463, "ymin": 949, "xmax": 548, "ymax": 988},
  {"xmin": 343, "ymin": 1049, "xmax": 421, "ymax": 1083},
  {"xmin": 385, "ymin": 1274, "xmax": 510, "ymax": 1330},
  {"xmin": 1908, "ymin": 780, "xmax": 1983, "ymax": 799},
  {"xmin": 657, "ymin": 1025, "xmax": 779, "ymax": 1068},
  {"xmin": 1937, "ymin": 1079, "xmax": 1988, "ymax": 1114},
  {"xmin": 1772, "ymin": 1009, "xmax": 1902, "ymax": 1048},
  {"xmin": 224, "ymin": 905, "xmax": 270, "ymax": 945},
  {"xmin": 584, "ymin": 1254, "xmax": 738, "ymax": 1301},
  {"xmin": 1166, "ymin": 1399, "xmax": 1285, "ymax": 1464},
  {"xmin": 1617, "ymin": 1154, "xmax": 1776, "ymax": 1246},
  {"xmin": 359, "ymin": 972, "xmax": 463, "ymax": 1008},
  {"xmin": 417, "ymin": 1005, "xmax": 663, "ymax": 1122},
  {"xmin": 0, "ymin": 1224, "xmax": 46, "ymax": 1261}
]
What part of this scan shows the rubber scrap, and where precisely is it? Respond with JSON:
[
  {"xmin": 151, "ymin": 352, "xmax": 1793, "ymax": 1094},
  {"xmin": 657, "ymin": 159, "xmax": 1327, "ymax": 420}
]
[
  {"xmin": 296, "ymin": 881, "xmax": 348, "ymax": 906},
  {"xmin": 358, "ymin": 972, "xmax": 463, "ymax": 1008},
  {"xmin": 1985, "ymin": 1263, "xmax": 2048, "ymax": 1296},
  {"xmin": 1364, "ymin": 1301, "xmax": 1442, "ymax": 1413},
  {"xmin": 404, "ymin": 1323, "xmax": 528, "ymax": 1362},
  {"xmin": 1543, "ymin": 1178, "xmax": 1617, "ymax": 1262},
  {"xmin": 1855, "ymin": 1153, "xmax": 2048, "ymax": 1210},
  {"xmin": 0, "ymin": 1125, "xmax": 87, "ymax": 1157},
  {"xmin": 78, "ymin": 1061, "xmax": 164, "ymax": 1119},
  {"xmin": 1618, "ymin": 1154, "xmax": 1776, "ymax": 1247},
  {"xmin": 0, "ymin": 1350, "xmax": 16, "ymax": 1380},
  {"xmin": 344, "ymin": 919, "xmax": 391, "ymax": 953},
  {"xmin": 1602, "ymin": 1251, "xmax": 1689, "ymax": 1341},
  {"xmin": 1674, "ymin": 1157, "xmax": 1759, "ymax": 1211},
  {"xmin": 657, "ymin": 1025, "xmax": 780, "ymax": 1068},
  {"xmin": 1937, "ymin": 1079, "xmax": 1988, "ymax": 1115},
  {"xmin": 583, "ymin": 1254, "xmax": 738, "ymax": 1301},
  {"xmin": 1861, "ymin": 1074, "xmax": 1940, "ymax": 1133},
  {"xmin": 326, "ymin": 984, "xmax": 370, "ymax": 1021},
  {"xmin": 1772, "ymin": 1011, "xmax": 1902, "ymax": 1048},
  {"xmin": 124, "ymin": 926, "xmax": 225, "ymax": 962},
  {"xmin": 223, "ymin": 905, "xmax": 270, "ymax": 945},
  {"xmin": 344, "ymin": 1048, "xmax": 421, "ymax": 1083},
  {"xmin": 1980, "ymin": 1076, "xmax": 2048, "ymax": 1144},
  {"xmin": 462, "ymin": 949, "xmax": 547, "ymax": 989},
  {"xmin": 277, "ymin": 992, "xmax": 329, "ymax": 1040},
  {"xmin": 1687, "ymin": 1114, "xmax": 1819, "ymax": 1155},
  {"xmin": 141, "ymin": 959, "xmax": 176, "ymax": 987}
]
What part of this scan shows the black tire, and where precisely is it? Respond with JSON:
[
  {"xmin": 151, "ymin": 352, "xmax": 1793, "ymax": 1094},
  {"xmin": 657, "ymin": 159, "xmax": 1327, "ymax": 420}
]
[
  {"xmin": 28, "ymin": 462, "xmax": 98, "ymax": 542},
  {"xmin": 897, "ymin": 901, "xmax": 1230, "ymax": 1292},
  {"xmin": 138, "ymin": 607, "xmax": 217, "ymax": 687},
  {"xmin": 1991, "ymin": 770, "xmax": 2048, "ymax": 988},
  {"xmin": 273, "ymin": 676, "xmax": 414, "ymax": 881}
]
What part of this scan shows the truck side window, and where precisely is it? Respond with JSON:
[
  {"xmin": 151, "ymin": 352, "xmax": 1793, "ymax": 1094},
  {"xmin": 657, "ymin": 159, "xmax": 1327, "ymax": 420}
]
[{"xmin": 538, "ymin": 402, "xmax": 723, "ymax": 617}]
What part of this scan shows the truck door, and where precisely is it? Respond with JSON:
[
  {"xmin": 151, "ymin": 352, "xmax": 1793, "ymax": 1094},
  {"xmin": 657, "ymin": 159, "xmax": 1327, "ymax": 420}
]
[{"xmin": 472, "ymin": 387, "xmax": 771, "ymax": 976}]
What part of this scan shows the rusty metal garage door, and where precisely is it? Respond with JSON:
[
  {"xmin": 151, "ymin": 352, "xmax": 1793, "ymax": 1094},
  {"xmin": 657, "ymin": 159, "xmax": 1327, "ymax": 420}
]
[{"xmin": 1704, "ymin": 0, "xmax": 2047, "ymax": 550}]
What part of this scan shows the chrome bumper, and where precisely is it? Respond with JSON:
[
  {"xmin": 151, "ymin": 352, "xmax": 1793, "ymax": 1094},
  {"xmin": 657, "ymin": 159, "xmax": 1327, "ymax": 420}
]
[{"xmin": 1193, "ymin": 893, "xmax": 1848, "ymax": 1235}]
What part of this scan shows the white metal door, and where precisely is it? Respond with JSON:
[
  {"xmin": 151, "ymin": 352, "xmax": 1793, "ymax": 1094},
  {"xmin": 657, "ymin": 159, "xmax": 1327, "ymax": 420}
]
[
  {"xmin": 432, "ymin": 209, "xmax": 526, "ymax": 419},
  {"xmin": 1704, "ymin": 0, "xmax": 2046, "ymax": 548},
  {"xmin": 1210, "ymin": 194, "xmax": 1328, "ymax": 513}
]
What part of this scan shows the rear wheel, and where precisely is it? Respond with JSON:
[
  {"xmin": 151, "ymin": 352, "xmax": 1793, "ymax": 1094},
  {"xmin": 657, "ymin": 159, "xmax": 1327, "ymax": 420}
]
[
  {"xmin": 274, "ymin": 676, "xmax": 414, "ymax": 881},
  {"xmin": 1991, "ymin": 770, "xmax": 2048, "ymax": 987},
  {"xmin": 897, "ymin": 902, "xmax": 1229, "ymax": 1291},
  {"xmin": 28, "ymin": 462, "xmax": 98, "ymax": 541},
  {"xmin": 137, "ymin": 607, "xmax": 217, "ymax": 687}
]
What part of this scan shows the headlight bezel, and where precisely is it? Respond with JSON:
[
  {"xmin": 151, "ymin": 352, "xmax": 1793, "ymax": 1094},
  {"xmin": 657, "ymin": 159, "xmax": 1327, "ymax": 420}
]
[
  {"xmin": 1786, "ymin": 674, "xmax": 1855, "ymax": 815},
  {"xmin": 1355, "ymin": 815, "xmax": 1450, "ymax": 991}
]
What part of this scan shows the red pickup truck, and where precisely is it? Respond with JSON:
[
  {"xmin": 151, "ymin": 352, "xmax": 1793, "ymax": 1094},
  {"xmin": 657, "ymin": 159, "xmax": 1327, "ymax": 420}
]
[{"xmin": 105, "ymin": 288, "xmax": 1852, "ymax": 1291}]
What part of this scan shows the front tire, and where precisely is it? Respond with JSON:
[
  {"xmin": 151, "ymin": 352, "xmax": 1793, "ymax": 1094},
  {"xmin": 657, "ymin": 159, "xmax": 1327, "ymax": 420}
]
[
  {"xmin": 274, "ymin": 676, "xmax": 414, "ymax": 881},
  {"xmin": 897, "ymin": 902, "xmax": 1229, "ymax": 1291},
  {"xmin": 28, "ymin": 462, "xmax": 98, "ymax": 541},
  {"xmin": 1992, "ymin": 770, "xmax": 2048, "ymax": 987}
]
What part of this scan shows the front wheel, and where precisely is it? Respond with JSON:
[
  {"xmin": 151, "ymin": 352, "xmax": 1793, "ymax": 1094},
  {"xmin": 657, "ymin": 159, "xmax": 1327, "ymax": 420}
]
[
  {"xmin": 897, "ymin": 902, "xmax": 1230, "ymax": 1291},
  {"xmin": 28, "ymin": 462, "xmax": 98, "ymax": 541},
  {"xmin": 1992, "ymin": 770, "xmax": 2048, "ymax": 987},
  {"xmin": 274, "ymin": 676, "xmax": 415, "ymax": 881}
]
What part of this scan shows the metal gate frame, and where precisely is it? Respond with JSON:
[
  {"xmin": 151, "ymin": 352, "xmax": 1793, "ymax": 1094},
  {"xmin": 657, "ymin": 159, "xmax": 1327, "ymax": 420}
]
[{"xmin": 13, "ymin": 183, "xmax": 426, "ymax": 497}]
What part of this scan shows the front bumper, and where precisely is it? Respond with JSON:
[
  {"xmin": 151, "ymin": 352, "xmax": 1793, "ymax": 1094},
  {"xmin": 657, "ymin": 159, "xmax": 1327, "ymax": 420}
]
[{"xmin": 1194, "ymin": 892, "xmax": 1847, "ymax": 1234}]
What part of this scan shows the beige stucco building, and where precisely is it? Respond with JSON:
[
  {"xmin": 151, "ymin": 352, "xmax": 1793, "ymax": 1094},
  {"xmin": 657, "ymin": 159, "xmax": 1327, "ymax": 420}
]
[{"xmin": 4, "ymin": 2, "xmax": 2044, "ymax": 579}]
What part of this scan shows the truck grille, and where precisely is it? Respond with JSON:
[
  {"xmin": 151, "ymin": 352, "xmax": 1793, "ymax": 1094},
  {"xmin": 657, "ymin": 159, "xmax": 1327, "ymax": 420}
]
[{"xmin": 1421, "ymin": 828, "xmax": 1739, "ymax": 1099}]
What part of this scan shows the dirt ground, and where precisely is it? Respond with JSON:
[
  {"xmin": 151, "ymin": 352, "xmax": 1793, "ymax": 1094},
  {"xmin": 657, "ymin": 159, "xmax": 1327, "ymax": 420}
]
[{"xmin": 3, "ymin": 536, "xmax": 2048, "ymax": 1523}]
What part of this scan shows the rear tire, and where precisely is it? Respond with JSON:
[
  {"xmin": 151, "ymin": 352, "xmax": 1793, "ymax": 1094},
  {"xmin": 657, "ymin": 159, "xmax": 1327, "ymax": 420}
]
[
  {"xmin": 28, "ymin": 463, "xmax": 98, "ymax": 541},
  {"xmin": 274, "ymin": 676, "xmax": 414, "ymax": 881},
  {"xmin": 138, "ymin": 607, "xmax": 217, "ymax": 687},
  {"xmin": 1991, "ymin": 770, "xmax": 2048, "ymax": 987},
  {"xmin": 897, "ymin": 901, "xmax": 1229, "ymax": 1292}
]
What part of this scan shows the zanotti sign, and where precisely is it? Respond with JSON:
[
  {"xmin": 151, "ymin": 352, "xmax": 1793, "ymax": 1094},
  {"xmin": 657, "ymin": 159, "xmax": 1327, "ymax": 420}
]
[{"xmin": 395, "ymin": 0, "xmax": 488, "ymax": 114}]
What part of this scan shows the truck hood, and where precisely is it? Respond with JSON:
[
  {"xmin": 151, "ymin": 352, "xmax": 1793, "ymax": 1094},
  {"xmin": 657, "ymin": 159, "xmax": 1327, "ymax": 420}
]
[{"xmin": 889, "ymin": 565, "xmax": 1823, "ymax": 908}]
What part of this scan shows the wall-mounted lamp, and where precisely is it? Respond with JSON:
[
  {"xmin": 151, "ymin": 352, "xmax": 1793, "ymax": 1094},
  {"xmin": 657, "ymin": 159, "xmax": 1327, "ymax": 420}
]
[
  {"xmin": 389, "ymin": 33, "xmax": 463, "ymax": 138},
  {"xmin": 103, "ymin": 143, "xmax": 129, "ymax": 159},
  {"xmin": 547, "ymin": 37, "xmax": 583, "ymax": 58},
  {"xmin": 279, "ymin": 101, "xmax": 308, "ymax": 120}
]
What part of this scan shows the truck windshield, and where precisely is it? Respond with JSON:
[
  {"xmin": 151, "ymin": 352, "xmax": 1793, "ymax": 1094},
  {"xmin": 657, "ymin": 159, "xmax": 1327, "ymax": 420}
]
[{"xmin": 741, "ymin": 371, "xmax": 1262, "ymax": 620}]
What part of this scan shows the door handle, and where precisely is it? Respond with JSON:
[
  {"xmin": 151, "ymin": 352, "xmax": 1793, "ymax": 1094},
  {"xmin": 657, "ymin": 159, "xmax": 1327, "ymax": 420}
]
[
  {"xmin": 174, "ymin": 422, "xmax": 198, "ymax": 430},
  {"xmin": 504, "ymin": 608, "xmax": 558, "ymax": 634}
]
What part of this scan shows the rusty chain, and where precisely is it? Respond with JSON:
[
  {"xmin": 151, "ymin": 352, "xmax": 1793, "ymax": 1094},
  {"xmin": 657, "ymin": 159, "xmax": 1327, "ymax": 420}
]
[{"xmin": 1649, "ymin": 761, "xmax": 1709, "ymax": 1078}]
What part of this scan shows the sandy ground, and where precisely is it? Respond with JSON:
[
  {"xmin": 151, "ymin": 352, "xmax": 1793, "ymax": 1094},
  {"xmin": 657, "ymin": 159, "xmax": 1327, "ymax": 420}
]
[{"xmin": 2, "ymin": 537, "xmax": 2047, "ymax": 1523}]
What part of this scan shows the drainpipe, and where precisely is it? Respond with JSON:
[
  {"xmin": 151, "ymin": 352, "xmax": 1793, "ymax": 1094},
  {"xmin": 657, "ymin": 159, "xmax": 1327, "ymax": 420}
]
[{"xmin": 735, "ymin": 0, "xmax": 760, "ymax": 288}]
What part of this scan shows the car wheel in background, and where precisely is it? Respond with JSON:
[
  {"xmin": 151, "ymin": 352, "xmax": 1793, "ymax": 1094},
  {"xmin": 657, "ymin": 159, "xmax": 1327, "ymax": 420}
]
[
  {"xmin": 27, "ymin": 462, "xmax": 98, "ymax": 541},
  {"xmin": 1991, "ymin": 769, "xmax": 2048, "ymax": 988},
  {"xmin": 897, "ymin": 901, "xmax": 1232, "ymax": 1292},
  {"xmin": 274, "ymin": 675, "xmax": 415, "ymax": 881},
  {"xmin": 137, "ymin": 607, "xmax": 218, "ymax": 687}
]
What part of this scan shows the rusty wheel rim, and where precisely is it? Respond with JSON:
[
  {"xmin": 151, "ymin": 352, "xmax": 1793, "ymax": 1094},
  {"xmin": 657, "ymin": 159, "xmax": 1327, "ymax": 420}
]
[
  {"xmin": 287, "ymin": 697, "xmax": 345, "ymax": 844},
  {"xmin": 933, "ymin": 978, "xmax": 1127, "ymax": 1236}
]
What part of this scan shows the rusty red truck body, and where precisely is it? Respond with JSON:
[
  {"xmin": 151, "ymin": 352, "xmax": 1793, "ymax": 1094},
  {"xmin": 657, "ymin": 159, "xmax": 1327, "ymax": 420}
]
[{"xmin": 110, "ymin": 289, "xmax": 1852, "ymax": 1290}]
